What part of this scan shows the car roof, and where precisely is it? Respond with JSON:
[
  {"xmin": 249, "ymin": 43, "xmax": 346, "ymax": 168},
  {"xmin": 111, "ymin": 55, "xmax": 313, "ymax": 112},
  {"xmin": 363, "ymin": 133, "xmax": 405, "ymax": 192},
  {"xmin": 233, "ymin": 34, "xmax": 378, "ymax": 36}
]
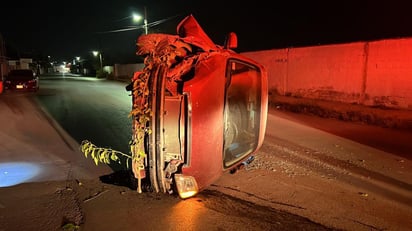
[{"xmin": 9, "ymin": 69, "xmax": 34, "ymax": 75}]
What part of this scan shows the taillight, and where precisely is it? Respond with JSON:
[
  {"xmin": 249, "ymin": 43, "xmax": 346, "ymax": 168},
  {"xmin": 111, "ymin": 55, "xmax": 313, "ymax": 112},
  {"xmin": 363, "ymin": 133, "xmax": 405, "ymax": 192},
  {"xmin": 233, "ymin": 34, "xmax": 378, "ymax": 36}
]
[{"xmin": 174, "ymin": 174, "xmax": 199, "ymax": 199}]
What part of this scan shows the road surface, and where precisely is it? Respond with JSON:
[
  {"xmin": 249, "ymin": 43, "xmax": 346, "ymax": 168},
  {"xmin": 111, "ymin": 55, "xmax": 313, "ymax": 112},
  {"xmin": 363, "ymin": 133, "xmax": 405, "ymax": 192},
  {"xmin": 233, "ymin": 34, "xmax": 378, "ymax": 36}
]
[{"xmin": 0, "ymin": 75, "xmax": 411, "ymax": 230}]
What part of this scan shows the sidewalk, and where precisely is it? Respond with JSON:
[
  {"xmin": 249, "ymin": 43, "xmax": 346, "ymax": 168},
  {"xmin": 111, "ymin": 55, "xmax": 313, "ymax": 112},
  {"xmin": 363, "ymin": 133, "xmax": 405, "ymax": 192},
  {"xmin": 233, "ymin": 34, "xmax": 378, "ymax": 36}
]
[{"xmin": 269, "ymin": 94, "xmax": 412, "ymax": 132}]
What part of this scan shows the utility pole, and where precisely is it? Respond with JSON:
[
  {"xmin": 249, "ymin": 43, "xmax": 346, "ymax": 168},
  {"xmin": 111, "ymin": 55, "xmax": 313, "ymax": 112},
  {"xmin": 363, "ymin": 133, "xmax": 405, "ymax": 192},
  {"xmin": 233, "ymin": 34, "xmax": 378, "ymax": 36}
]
[
  {"xmin": 98, "ymin": 52, "xmax": 103, "ymax": 70},
  {"xmin": 144, "ymin": 6, "xmax": 148, "ymax": 35}
]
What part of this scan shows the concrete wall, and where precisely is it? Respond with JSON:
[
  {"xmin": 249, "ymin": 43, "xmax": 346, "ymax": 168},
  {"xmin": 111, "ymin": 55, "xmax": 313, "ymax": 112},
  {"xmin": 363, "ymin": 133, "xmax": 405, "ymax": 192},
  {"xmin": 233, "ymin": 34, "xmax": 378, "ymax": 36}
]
[
  {"xmin": 113, "ymin": 63, "xmax": 144, "ymax": 81},
  {"xmin": 365, "ymin": 39, "xmax": 412, "ymax": 109},
  {"xmin": 243, "ymin": 37, "xmax": 412, "ymax": 110}
]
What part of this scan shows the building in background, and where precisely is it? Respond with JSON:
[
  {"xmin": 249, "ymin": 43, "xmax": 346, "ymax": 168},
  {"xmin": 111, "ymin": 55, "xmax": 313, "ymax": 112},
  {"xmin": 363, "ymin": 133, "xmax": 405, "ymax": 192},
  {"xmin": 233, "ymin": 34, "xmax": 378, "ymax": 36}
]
[{"xmin": 8, "ymin": 58, "xmax": 33, "ymax": 70}]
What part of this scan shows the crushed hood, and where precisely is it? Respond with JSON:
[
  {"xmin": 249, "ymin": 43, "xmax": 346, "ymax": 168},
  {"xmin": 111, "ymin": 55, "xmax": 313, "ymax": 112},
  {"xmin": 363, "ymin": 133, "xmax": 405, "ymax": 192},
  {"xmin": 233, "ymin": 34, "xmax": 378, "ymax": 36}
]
[{"xmin": 176, "ymin": 14, "xmax": 217, "ymax": 51}]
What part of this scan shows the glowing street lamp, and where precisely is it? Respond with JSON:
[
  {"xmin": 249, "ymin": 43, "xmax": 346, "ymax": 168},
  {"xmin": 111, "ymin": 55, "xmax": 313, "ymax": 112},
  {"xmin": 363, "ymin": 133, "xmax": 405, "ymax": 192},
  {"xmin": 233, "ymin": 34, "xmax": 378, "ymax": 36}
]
[
  {"xmin": 92, "ymin": 51, "xmax": 103, "ymax": 70},
  {"xmin": 98, "ymin": 6, "xmax": 174, "ymax": 35},
  {"xmin": 132, "ymin": 13, "xmax": 142, "ymax": 23},
  {"xmin": 131, "ymin": 7, "xmax": 148, "ymax": 35},
  {"xmin": 73, "ymin": 56, "xmax": 80, "ymax": 65}
]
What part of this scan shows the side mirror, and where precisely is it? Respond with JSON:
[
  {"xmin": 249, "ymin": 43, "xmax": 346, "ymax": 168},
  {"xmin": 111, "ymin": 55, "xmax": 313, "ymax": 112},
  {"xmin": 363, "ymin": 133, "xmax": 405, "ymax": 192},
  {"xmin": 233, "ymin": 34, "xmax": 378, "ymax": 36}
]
[{"xmin": 224, "ymin": 32, "xmax": 238, "ymax": 50}]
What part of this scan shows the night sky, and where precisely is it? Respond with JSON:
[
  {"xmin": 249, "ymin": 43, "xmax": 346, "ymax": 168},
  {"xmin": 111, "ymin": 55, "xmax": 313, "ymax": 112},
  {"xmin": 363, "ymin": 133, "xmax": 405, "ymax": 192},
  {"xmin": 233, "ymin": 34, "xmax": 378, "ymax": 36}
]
[{"xmin": 1, "ymin": 0, "xmax": 412, "ymax": 64}]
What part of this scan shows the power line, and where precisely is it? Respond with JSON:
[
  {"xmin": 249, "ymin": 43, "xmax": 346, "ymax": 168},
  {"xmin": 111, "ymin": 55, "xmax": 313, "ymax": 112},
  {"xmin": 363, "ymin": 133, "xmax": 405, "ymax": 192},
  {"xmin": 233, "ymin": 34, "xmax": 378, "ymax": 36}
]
[{"xmin": 95, "ymin": 15, "xmax": 180, "ymax": 34}]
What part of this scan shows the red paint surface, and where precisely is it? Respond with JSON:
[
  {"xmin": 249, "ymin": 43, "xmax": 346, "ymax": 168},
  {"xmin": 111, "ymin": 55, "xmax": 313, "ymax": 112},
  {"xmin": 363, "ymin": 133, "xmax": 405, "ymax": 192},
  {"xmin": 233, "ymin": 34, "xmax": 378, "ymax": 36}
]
[
  {"xmin": 182, "ymin": 55, "xmax": 227, "ymax": 190},
  {"xmin": 243, "ymin": 38, "xmax": 412, "ymax": 109}
]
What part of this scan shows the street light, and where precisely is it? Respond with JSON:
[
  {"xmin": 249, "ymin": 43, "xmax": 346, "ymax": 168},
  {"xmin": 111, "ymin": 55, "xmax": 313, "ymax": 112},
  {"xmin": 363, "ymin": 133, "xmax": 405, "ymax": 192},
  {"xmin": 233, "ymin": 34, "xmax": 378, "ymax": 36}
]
[
  {"xmin": 92, "ymin": 51, "xmax": 103, "ymax": 70},
  {"xmin": 131, "ymin": 7, "xmax": 148, "ymax": 35},
  {"xmin": 143, "ymin": 6, "xmax": 148, "ymax": 35},
  {"xmin": 73, "ymin": 56, "xmax": 80, "ymax": 65},
  {"xmin": 132, "ymin": 13, "xmax": 142, "ymax": 23},
  {"xmin": 97, "ymin": 6, "xmax": 176, "ymax": 35}
]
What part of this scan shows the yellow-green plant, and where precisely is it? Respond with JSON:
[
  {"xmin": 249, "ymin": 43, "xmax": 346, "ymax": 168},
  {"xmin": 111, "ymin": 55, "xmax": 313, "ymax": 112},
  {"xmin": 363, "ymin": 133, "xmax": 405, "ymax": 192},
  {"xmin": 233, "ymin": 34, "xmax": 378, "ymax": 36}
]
[{"xmin": 80, "ymin": 140, "xmax": 130, "ymax": 167}]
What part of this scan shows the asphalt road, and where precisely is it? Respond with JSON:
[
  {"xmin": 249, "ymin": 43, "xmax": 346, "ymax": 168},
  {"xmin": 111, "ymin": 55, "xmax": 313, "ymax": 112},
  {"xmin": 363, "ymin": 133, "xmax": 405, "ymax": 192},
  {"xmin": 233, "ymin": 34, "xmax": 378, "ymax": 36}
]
[{"xmin": 0, "ymin": 88, "xmax": 112, "ymax": 185}]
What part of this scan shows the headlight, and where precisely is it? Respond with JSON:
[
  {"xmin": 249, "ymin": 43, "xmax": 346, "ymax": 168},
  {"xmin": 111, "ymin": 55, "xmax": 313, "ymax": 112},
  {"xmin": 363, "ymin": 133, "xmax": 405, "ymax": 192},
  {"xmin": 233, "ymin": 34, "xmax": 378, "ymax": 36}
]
[{"xmin": 174, "ymin": 174, "xmax": 199, "ymax": 199}]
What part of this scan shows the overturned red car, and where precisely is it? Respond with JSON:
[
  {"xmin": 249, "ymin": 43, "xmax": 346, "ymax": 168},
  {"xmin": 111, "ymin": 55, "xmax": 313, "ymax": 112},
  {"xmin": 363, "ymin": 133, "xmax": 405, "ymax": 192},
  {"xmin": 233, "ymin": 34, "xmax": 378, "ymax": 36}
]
[
  {"xmin": 81, "ymin": 14, "xmax": 268, "ymax": 199},
  {"xmin": 126, "ymin": 15, "xmax": 268, "ymax": 198}
]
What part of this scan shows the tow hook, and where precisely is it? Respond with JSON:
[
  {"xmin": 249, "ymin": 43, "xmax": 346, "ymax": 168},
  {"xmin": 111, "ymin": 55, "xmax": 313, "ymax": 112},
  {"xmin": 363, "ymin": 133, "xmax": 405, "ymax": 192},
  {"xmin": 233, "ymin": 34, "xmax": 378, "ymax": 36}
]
[{"xmin": 230, "ymin": 155, "xmax": 255, "ymax": 174}]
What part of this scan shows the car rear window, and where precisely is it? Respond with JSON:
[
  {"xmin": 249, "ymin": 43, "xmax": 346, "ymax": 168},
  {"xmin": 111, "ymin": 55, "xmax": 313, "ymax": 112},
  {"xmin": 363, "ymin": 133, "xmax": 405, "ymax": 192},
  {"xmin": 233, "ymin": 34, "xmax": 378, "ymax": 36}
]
[{"xmin": 8, "ymin": 70, "xmax": 35, "ymax": 79}]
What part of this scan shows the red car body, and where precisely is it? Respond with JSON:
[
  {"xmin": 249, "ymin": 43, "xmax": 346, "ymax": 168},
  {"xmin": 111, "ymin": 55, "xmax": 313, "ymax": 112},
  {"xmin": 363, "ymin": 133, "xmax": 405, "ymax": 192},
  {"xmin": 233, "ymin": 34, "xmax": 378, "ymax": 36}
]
[
  {"xmin": 128, "ymin": 15, "xmax": 268, "ymax": 198},
  {"xmin": 4, "ymin": 69, "xmax": 39, "ymax": 92}
]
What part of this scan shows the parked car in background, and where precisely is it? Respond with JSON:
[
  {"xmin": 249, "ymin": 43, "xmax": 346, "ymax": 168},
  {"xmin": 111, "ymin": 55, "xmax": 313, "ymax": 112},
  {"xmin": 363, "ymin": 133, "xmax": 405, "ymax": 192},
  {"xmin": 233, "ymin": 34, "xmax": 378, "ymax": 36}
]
[{"xmin": 4, "ymin": 69, "xmax": 39, "ymax": 92}]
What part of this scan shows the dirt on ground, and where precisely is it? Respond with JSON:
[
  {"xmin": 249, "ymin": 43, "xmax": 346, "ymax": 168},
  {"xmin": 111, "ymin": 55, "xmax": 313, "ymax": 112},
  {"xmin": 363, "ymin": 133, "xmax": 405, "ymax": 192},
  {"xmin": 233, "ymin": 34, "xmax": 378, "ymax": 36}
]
[{"xmin": 1, "ymin": 95, "xmax": 411, "ymax": 231}]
